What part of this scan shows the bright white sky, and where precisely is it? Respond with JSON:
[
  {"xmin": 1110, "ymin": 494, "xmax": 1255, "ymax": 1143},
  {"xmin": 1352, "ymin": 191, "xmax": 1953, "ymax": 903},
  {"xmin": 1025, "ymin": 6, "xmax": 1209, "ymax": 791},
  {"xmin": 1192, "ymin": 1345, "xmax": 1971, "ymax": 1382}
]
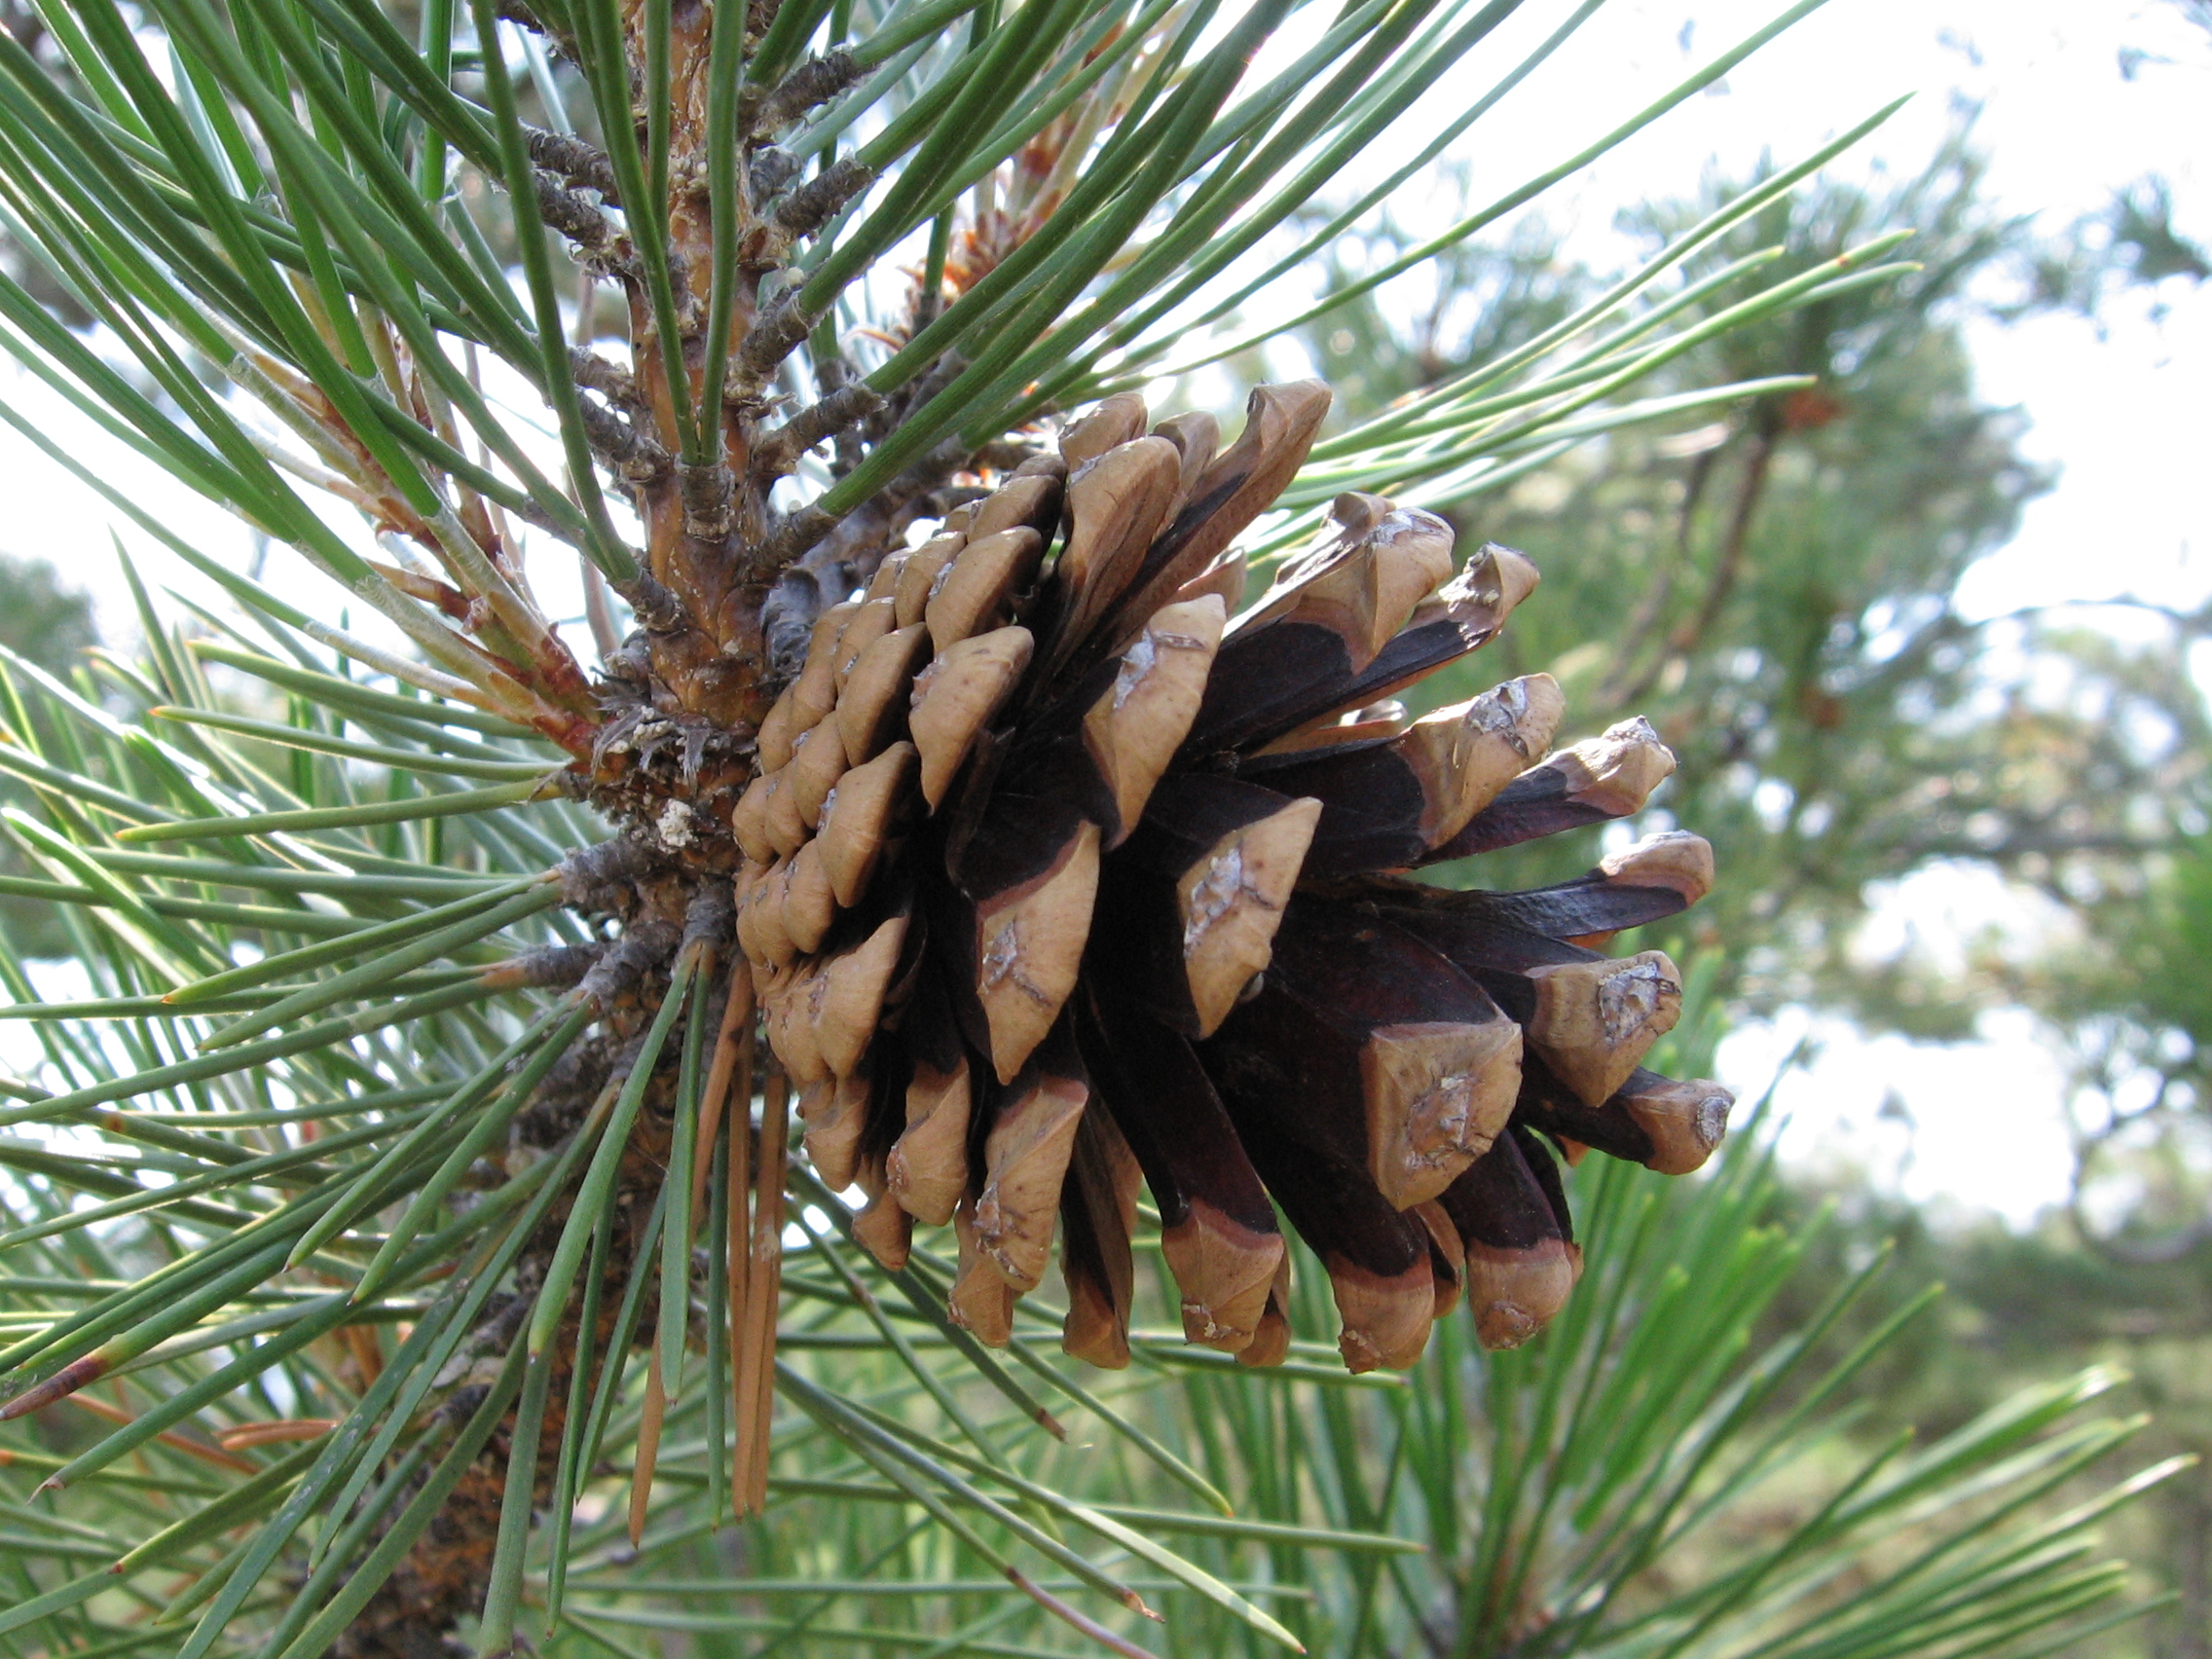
[{"xmin": 1, "ymin": 0, "xmax": 2205, "ymax": 1225}]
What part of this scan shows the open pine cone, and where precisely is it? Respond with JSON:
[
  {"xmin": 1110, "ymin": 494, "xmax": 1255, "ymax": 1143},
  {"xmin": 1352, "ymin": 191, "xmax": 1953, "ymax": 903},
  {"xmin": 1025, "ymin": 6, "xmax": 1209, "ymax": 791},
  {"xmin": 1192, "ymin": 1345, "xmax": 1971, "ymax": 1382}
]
[{"xmin": 732, "ymin": 382, "xmax": 1732, "ymax": 1373}]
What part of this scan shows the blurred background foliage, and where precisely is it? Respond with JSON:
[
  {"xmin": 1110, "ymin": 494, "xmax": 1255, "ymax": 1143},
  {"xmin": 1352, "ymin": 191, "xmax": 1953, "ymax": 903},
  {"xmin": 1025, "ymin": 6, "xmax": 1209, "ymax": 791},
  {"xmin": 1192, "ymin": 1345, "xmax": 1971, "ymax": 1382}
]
[
  {"xmin": 0, "ymin": 551, "xmax": 95, "ymax": 958},
  {"xmin": 1256, "ymin": 97, "xmax": 2212, "ymax": 1659},
  {"xmin": 1296, "ymin": 127, "xmax": 2208, "ymax": 1039}
]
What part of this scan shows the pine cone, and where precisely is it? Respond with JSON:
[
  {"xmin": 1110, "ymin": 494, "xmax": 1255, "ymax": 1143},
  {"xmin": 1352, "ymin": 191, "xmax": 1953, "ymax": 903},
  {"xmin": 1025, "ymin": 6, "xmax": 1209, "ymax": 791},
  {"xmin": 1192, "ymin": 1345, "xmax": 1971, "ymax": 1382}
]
[{"xmin": 731, "ymin": 383, "xmax": 1732, "ymax": 1373}]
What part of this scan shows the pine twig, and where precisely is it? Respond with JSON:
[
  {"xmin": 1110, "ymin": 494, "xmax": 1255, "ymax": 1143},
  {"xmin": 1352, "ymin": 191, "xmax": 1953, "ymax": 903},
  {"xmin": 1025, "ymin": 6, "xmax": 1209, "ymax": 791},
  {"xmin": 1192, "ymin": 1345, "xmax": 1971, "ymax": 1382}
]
[{"xmin": 754, "ymin": 382, "xmax": 886, "ymax": 479}]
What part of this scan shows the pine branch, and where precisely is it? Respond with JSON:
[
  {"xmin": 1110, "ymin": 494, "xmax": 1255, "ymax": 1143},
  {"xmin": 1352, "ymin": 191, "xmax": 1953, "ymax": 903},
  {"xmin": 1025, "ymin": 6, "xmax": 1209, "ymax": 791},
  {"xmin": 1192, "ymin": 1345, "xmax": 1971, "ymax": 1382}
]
[{"xmin": 2, "ymin": 6, "xmax": 2161, "ymax": 1659}]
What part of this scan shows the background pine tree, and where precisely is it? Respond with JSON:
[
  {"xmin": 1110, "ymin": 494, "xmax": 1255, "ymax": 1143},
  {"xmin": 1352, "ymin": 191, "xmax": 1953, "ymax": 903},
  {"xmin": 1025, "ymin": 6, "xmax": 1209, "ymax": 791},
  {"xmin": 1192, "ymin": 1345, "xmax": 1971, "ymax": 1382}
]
[{"xmin": 1282, "ymin": 104, "xmax": 2212, "ymax": 1659}]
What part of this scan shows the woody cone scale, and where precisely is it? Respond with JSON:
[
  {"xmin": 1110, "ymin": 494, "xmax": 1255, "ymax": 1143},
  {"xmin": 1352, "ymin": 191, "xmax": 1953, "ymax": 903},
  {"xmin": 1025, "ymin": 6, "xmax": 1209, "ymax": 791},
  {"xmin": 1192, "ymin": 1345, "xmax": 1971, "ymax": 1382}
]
[{"xmin": 730, "ymin": 381, "xmax": 1732, "ymax": 1373}]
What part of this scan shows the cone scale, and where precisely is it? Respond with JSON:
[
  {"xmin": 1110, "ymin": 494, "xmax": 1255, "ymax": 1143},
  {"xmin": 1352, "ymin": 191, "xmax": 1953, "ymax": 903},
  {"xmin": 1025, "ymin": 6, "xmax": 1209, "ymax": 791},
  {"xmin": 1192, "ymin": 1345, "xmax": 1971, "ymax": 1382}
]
[{"xmin": 719, "ymin": 382, "xmax": 1734, "ymax": 1372}]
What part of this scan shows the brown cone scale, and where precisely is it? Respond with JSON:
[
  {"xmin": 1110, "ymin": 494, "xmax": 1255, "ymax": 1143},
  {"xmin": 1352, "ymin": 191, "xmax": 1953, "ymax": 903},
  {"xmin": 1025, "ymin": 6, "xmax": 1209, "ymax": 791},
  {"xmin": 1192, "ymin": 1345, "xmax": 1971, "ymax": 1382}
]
[{"xmin": 732, "ymin": 384, "xmax": 1731, "ymax": 1367}]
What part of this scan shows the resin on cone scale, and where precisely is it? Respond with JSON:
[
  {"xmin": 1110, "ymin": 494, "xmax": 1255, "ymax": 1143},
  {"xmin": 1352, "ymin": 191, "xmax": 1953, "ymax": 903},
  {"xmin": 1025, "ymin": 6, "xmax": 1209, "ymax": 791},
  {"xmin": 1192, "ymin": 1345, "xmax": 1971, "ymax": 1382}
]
[{"xmin": 742, "ymin": 383, "xmax": 1732, "ymax": 1372}]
